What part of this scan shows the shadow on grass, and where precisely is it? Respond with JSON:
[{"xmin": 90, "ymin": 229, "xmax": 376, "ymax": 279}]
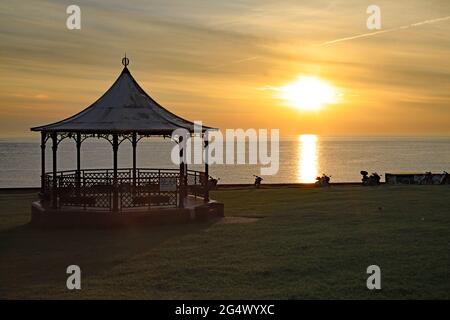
[{"xmin": 0, "ymin": 221, "xmax": 214, "ymax": 297}]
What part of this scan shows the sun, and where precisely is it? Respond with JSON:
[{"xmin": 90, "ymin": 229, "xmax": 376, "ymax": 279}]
[{"xmin": 279, "ymin": 76, "xmax": 339, "ymax": 111}]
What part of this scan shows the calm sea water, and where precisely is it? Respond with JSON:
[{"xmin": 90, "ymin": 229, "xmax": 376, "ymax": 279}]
[{"xmin": 0, "ymin": 136, "xmax": 449, "ymax": 187}]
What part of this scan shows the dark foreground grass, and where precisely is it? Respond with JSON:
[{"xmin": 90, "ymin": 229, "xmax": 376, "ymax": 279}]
[{"xmin": 0, "ymin": 186, "xmax": 448, "ymax": 299}]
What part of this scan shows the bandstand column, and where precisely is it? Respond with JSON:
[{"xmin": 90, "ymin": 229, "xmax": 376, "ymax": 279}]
[
  {"xmin": 112, "ymin": 134, "xmax": 119, "ymax": 212},
  {"xmin": 40, "ymin": 132, "xmax": 46, "ymax": 194},
  {"xmin": 76, "ymin": 133, "xmax": 81, "ymax": 191},
  {"xmin": 184, "ymin": 162, "xmax": 188, "ymax": 199},
  {"xmin": 132, "ymin": 132, "xmax": 137, "ymax": 188},
  {"xmin": 204, "ymin": 131, "xmax": 209, "ymax": 202},
  {"xmin": 178, "ymin": 135, "xmax": 185, "ymax": 208},
  {"xmin": 76, "ymin": 133, "xmax": 81, "ymax": 173},
  {"xmin": 51, "ymin": 132, "xmax": 58, "ymax": 209}
]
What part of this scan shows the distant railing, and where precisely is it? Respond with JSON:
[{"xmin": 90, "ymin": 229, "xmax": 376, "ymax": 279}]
[{"xmin": 43, "ymin": 168, "xmax": 207, "ymax": 210}]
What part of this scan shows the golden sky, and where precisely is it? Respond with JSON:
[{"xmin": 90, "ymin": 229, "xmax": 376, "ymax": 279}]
[{"xmin": 0, "ymin": 0, "xmax": 449, "ymax": 137}]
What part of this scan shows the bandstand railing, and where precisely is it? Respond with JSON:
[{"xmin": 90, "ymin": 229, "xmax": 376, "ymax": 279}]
[{"xmin": 42, "ymin": 168, "xmax": 207, "ymax": 211}]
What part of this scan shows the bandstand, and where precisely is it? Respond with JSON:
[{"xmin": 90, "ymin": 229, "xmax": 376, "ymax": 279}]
[{"xmin": 30, "ymin": 57, "xmax": 223, "ymax": 227}]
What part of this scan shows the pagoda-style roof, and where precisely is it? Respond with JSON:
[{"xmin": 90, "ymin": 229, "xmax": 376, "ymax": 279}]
[{"xmin": 31, "ymin": 61, "xmax": 215, "ymax": 135}]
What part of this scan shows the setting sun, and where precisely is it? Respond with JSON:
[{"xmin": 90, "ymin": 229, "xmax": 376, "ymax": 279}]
[{"xmin": 279, "ymin": 76, "xmax": 339, "ymax": 111}]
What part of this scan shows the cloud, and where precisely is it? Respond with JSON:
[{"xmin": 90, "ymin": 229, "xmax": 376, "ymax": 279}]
[
  {"xmin": 319, "ymin": 16, "xmax": 450, "ymax": 46},
  {"xmin": 35, "ymin": 94, "xmax": 49, "ymax": 100},
  {"xmin": 207, "ymin": 56, "xmax": 260, "ymax": 69}
]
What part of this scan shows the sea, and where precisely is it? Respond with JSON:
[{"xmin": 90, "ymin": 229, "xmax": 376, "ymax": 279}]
[{"xmin": 0, "ymin": 136, "xmax": 449, "ymax": 187}]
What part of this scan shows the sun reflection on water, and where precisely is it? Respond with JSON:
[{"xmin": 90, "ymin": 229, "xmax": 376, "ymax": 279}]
[{"xmin": 298, "ymin": 134, "xmax": 318, "ymax": 183}]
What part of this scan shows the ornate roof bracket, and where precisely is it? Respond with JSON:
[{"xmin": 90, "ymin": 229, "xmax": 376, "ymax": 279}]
[{"xmin": 56, "ymin": 132, "xmax": 76, "ymax": 145}]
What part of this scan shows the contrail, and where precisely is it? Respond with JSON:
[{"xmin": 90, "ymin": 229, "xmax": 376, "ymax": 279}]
[
  {"xmin": 319, "ymin": 16, "xmax": 450, "ymax": 46},
  {"xmin": 208, "ymin": 56, "xmax": 259, "ymax": 69},
  {"xmin": 208, "ymin": 15, "xmax": 450, "ymax": 69}
]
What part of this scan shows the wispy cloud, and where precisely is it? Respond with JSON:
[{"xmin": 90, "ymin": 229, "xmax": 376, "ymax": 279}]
[
  {"xmin": 1, "ymin": 0, "xmax": 449, "ymax": 136},
  {"xmin": 207, "ymin": 56, "xmax": 260, "ymax": 69},
  {"xmin": 319, "ymin": 16, "xmax": 450, "ymax": 46},
  {"xmin": 211, "ymin": 15, "xmax": 450, "ymax": 68}
]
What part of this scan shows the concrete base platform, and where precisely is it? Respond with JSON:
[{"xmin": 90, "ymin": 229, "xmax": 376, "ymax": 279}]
[{"xmin": 31, "ymin": 197, "xmax": 224, "ymax": 228}]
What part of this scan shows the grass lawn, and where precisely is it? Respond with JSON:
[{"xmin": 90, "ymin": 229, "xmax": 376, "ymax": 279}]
[{"xmin": 0, "ymin": 186, "xmax": 448, "ymax": 299}]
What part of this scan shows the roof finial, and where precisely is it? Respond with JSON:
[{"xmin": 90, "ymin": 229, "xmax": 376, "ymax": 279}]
[{"xmin": 122, "ymin": 53, "xmax": 129, "ymax": 68}]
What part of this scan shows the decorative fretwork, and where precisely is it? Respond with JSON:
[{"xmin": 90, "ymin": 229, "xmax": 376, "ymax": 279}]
[
  {"xmin": 80, "ymin": 133, "xmax": 96, "ymax": 143},
  {"xmin": 41, "ymin": 132, "xmax": 51, "ymax": 144},
  {"xmin": 118, "ymin": 133, "xmax": 133, "ymax": 146},
  {"xmin": 47, "ymin": 131, "xmax": 202, "ymax": 157},
  {"xmin": 77, "ymin": 133, "xmax": 131, "ymax": 146},
  {"xmin": 56, "ymin": 132, "xmax": 76, "ymax": 145},
  {"xmin": 137, "ymin": 134, "xmax": 172, "ymax": 143},
  {"xmin": 43, "ymin": 168, "xmax": 207, "ymax": 211},
  {"xmin": 186, "ymin": 170, "xmax": 206, "ymax": 198},
  {"xmin": 95, "ymin": 133, "xmax": 114, "ymax": 146}
]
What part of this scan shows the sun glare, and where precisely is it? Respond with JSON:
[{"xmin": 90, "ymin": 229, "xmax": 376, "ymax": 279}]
[
  {"xmin": 279, "ymin": 76, "xmax": 338, "ymax": 111},
  {"xmin": 298, "ymin": 134, "xmax": 318, "ymax": 183}
]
